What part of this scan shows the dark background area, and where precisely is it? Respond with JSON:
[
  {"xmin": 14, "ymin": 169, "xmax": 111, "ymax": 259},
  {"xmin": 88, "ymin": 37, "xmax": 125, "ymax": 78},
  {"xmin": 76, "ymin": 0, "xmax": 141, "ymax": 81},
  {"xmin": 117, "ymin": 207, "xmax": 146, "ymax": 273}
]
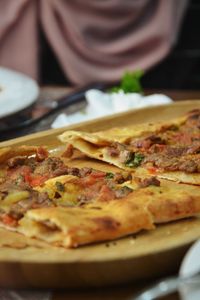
[{"xmin": 40, "ymin": 0, "xmax": 200, "ymax": 89}]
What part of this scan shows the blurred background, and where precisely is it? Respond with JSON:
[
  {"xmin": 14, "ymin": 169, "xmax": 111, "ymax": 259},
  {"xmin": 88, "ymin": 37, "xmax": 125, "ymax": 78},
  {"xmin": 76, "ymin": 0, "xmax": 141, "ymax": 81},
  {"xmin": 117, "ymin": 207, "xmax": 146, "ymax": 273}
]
[
  {"xmin": 143, "ymin": 0, "xmax": 200, "ymax": 90},
  {"xmin": 1, "ymin": 0, "xmax": 199, "ymax": 89},
  {"xmin": 39, "ymin": 0, "xmax": 200, "ymax": 89}
]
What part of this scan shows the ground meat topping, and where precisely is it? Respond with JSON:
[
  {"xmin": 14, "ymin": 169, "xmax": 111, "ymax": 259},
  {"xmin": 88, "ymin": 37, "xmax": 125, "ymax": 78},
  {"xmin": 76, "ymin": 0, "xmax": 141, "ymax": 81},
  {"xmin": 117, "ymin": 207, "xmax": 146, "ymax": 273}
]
[
  {"xmin": 106, "ymin": 146, "xmax": 120, "ymax": 157},
  {"xmin": 164, "ymin": 146, "xmax": 187, "ymax": 157},
  {"xmin": 34, "ymin": 157, "xmax": 68, "ymax": 176},
  {"xmin": 125, "ymin": 152, "xmax": 145, "ymax": 168},
  {"xmin": 178, "ymin": 160, "xmax": 199, "ymax": 173},
  {"xmin": 7, "ymin": 156, "xmax": 27, "ymax": 168},
  {"xmin": 145, "ymin": 153, "xmax": 200, "ymax": 173},
  {"xmin": 131, "ymin": 135, "xmax": 166, "ymax": 150},
  {"xmin": 186, "ymin": 143, "xmax": 200, "ymax": 155},
  {"xmin": 0, "ymin": 188, "xmax": 54, "ymax": 225},
  {"xmin": 106, "ymin": 142, "xmax": 126, "ymax": 157},
  {"xmin": 119, "ymin": 150, "xmax": 132, "ymax": 164},
  {"xmin": 114, "ymin": 186, "xmax": 133, "ymax": 198},
  {"xmin": 138, "ymin": 177, "xmax": 160, "ymax": 188},
  {"xmin": 7, "ymin": 156, "xmax": 70, "ymax": 181},
  {"xmin": 9, "ymin": 191, "xmax": 53, "ymax": 215},
  {"xmin": 112, "ymin": 172, "xmax": 132, "ymax": 183},
  {"xmin": 61, "ymin": 167, "xmax": 93, "ymax": 178}
]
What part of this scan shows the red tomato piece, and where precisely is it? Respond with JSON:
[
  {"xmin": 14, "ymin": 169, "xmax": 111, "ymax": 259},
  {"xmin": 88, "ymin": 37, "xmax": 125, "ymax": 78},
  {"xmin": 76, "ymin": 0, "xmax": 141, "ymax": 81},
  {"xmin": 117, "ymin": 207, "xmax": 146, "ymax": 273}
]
[
  {"xmin": 2, "ymin": 214, "xmax": 17, "ymax": 227},
  {"xmin": 98, "ymin": 185, "xmax": 115, "ymax": 201},
  {"xmin": 148, "ymin": 167, "xmax": 158, "ymax": 174},
  {"xmin": 29, "ymin": 175, "xmax": 48, "ymax": 187}
]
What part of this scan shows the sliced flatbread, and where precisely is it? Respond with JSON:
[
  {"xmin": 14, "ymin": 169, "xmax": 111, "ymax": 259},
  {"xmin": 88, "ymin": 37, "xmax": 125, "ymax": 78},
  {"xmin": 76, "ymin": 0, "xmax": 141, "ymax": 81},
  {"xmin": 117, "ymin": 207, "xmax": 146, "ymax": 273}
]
[
  {"xmin": 1, "ymin": 170, "xmax": 200, "ymax": 247},
  {"xmin": 59, "ymin": 110, "xmax": 200, "ymax": 185}
]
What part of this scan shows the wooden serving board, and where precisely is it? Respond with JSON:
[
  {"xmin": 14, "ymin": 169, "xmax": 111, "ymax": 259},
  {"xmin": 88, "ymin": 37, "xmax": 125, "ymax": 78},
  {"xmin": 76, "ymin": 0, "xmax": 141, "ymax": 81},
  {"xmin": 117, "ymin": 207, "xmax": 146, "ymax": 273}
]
[{"xmin": 0, "ymin": 100, "xmax": 200, "ymax": 289}]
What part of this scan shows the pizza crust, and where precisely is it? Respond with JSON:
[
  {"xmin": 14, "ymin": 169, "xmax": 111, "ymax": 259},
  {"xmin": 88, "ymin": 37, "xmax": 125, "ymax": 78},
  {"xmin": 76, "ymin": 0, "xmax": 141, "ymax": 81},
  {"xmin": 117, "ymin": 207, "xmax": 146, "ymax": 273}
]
[
  {"xmin": 59, "ymin": 115, "xmax": 185, "ymax": 146},
  {"xmin": 150, "ymin": 171, "xmax": 200, "ymax": 185},
  {"xmin": 16, "ymin": 196, "xmax": 155, "ymax": 248},
  {"xmin": 0, "ymin": 145, "xmax": 39, "ymax": 164}
]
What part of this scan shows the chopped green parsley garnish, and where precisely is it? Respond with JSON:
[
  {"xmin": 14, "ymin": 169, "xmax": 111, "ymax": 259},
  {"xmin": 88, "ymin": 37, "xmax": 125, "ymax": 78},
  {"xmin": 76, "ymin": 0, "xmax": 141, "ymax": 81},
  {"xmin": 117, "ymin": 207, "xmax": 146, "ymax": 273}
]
[
  {"xmin": 106, "ymin": 172, "xmax": 114, "ymax": 179},
  {"xmin": 125, "ymin": 153, "xmax": 144, "ymax": 168},
  {"xmin": 55, "ymin": 181, "xmax": 65, "ymax": 192},
  {"xmin": 110, "ymin": 70, "xmax": 144, "ymax": 94}
]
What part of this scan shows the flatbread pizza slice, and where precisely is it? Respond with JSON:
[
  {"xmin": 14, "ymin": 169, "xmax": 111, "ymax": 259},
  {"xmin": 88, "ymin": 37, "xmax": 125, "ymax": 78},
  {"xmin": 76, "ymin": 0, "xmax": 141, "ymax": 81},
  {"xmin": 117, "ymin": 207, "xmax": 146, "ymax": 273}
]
[
  {"xmin": 22, "ymin": 176, "xmax": 199, "ymax": 248},
  {"xmin": 59, "ymin": 109, "xmax": 200, "ymax": 185},
  {"xmin": 34, "ymin": 174, "xmax": 200, "ymax": 225},
  {"xmin": 1, "ymin": 158, "xmax": 200, "ymax": 248},
  {"xmin": 18, "ymin": 198, "xmax": 154, "ymax": 248},
  {"xmin": 0, "ymin": 145, "xmax": 89, "ymax": 188},
  {"xmin": 1, "ymin": 148, "xmax": 150, "ymax": 247},
  {"xmin": 59, "ymin": 111, "xmax": 187, "ymax": 147},
  {"xmin": 0, "ymin": 160, "xmax": 153, "ymax": 247}
]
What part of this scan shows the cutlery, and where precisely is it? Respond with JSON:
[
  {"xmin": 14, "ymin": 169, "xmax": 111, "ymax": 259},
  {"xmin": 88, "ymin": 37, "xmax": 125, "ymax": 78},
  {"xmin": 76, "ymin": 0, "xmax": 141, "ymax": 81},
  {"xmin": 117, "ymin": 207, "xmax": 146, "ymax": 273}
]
[{"xmin": 0, "ymin": 82, "xmax": 106, "ymax": 141}]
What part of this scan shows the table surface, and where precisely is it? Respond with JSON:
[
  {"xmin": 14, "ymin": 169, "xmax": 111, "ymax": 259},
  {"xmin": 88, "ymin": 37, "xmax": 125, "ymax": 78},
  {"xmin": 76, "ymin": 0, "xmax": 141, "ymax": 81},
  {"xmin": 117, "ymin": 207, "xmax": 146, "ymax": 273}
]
[{"xmin": 5, "ymin": 87, "xmax": 200, "ymax": 300}]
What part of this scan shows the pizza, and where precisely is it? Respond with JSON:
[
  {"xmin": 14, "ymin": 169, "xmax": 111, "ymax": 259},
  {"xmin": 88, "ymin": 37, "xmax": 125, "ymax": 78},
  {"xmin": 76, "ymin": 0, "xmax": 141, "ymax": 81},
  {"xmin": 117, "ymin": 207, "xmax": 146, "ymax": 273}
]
[
  {"xmin": 59, "ymin": 109, "xmax": 200, "ymax": 185},
  {"xmin": 0, "ymin": 146, "xmax": 151, "ymax": 247},
  {"xmin": 0, "ymin": 109, "xmax": 200, "ymax": 248}
]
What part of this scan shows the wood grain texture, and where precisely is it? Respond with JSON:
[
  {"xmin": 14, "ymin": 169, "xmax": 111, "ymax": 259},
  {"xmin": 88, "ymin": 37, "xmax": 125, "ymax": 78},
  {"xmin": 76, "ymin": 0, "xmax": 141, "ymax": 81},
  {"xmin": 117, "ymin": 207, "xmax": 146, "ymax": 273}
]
[{"xmin": 0, "ymin": 100, "xmax": 200, "ymax": 289}]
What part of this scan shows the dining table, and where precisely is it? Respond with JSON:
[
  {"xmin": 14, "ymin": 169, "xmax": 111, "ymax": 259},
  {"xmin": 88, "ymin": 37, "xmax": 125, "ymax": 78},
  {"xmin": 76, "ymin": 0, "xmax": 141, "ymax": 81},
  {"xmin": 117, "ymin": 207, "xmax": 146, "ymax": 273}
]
[{"xmin": 2, "ymin": 86, "xmax": 200, "ymax": 300}]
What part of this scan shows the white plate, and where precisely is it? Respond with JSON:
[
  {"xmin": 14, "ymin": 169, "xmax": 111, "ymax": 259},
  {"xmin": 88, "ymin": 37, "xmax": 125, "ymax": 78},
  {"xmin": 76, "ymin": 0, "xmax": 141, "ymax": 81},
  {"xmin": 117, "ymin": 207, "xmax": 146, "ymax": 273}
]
[
  {"xmin": 179, "ymin": 240, "xmax": 200, "ymax": 300},
  {"xmin": 0, "ymin": 67, "xmax": 39, "ymax": 118}
]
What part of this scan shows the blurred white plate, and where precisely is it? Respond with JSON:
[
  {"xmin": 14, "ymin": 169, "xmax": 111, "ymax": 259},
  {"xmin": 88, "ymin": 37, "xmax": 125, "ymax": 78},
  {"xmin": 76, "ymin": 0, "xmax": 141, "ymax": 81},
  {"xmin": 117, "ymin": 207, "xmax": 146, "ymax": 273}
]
[
  {"xmin": 179, "ymin": 240, "xmax": 200, "ymax": 300},
  {"xmin": 0, "ymin": 67, "xmax": 39, "ymax": 118}
]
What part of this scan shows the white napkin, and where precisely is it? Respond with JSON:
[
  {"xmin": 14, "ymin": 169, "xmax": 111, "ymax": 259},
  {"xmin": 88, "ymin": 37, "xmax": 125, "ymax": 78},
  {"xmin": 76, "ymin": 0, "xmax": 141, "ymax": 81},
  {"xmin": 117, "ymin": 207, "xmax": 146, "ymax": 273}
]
[{"xmin": 51, "ymin": 89, "xmax": 172, "ymax": 128}]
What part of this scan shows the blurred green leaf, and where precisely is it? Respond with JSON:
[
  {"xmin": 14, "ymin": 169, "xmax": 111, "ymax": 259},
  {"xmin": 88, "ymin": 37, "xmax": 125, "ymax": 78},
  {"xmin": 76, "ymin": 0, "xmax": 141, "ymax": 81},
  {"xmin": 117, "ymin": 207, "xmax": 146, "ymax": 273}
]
[{"xmin": 110, "ymin": 70, "xmax": 144, "ymax": 94}]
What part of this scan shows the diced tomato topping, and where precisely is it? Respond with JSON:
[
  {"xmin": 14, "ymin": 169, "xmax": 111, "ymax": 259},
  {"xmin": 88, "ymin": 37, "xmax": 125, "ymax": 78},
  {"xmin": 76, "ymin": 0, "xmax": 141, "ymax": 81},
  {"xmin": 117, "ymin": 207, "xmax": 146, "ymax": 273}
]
[
  {"xmin": 2, "ymin": 214, "xmax": 17, "ymax": 227},
  {"xmin": 81, "ymin": 176, "xmax": 97, "ymax": 186},
  {"xmin": 147, "ymin": 167, "xmax": 158, "ymax": 174},
  {"xmin": 28, "ymin": 175, "xmax": 48, "ymax": 187},
  {"xmin": 22, "ymin": 166, "xmax": 31, "ymax": 183},
  {"xmin": 22, "ymin": 167, "xmax": 47, "ymax": 187},
  {"xmin": 90, "ymin": 171, "xmax": 106, "ymax": 178},
  {"xmin": 8, "ymin": 165, "xmax": 30, "ymax": 181},
  {"xmin": 7, "ymin": 162, "xmax": 49, "ymax": 187},
  {"xmin": 80, "ymin": 172, "xmax": 105, "ymax": 187},
  {"xmin": 98, "ymin": 185, "xmax": 115, "ymax": 201}
]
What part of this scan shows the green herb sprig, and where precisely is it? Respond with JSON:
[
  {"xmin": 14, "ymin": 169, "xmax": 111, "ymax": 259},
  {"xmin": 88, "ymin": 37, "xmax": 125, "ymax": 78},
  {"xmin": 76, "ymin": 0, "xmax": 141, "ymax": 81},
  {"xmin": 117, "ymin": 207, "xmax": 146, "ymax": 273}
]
[
  {"xmin": 111, "ymin": 70, "xmax": 144, "ymax": 94},
  {"xmin": 105, "ymin": 172, "xmax": 114, "ymax": 179},
  {"xmin": 125, "ymin": 153, "xmax": 144, "ymax": 168},
  {"xmin": 55, "ymin": 181, "xmax": 65, "ymax": 192}
]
